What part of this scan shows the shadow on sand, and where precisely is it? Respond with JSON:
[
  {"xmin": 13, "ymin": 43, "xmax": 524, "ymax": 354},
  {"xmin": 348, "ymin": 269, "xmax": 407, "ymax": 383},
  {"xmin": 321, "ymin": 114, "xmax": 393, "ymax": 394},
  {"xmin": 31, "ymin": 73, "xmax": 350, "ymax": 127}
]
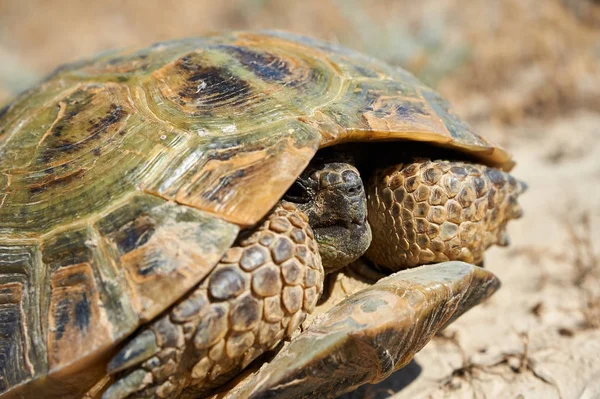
[{"xmin": 338, "ymin": 360, "xmax": 423, "ymax": 399}]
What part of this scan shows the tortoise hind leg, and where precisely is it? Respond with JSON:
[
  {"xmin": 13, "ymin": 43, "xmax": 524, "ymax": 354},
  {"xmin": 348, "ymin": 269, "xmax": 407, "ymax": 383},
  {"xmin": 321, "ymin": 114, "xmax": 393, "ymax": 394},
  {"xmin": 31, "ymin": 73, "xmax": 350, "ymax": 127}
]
[
  {"xmin": 366, "ymin": 159, "xmax": 526, "ymax": 271},
  {"xmin": 220, "ymin": 261, "xmax": 500, "ymax": 399},
  {"xmin": 102, "ymin": 203, "xmax": 323, "ymax": 399}
]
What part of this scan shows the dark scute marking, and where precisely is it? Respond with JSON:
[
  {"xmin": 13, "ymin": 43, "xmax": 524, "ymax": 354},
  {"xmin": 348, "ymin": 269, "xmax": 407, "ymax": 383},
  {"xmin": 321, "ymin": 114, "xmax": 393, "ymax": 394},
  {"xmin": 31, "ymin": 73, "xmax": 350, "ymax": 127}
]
[
  {"xmin": 28, "ymin": 186, "xmax": 45, "ymax": 195},
  {"xmin": 29, "ymin": 168, "xmax": 86, "ymax": 194},
  {"xmin": 38, "ymin": 151, "xmax": 54, "ymax": 164},
  {"xmin": 38, "ymin": 91, "xmax": 125, "ymax": 162},
  {"xmin": 42, "ymin": 230, "xmax": 91, "ymax": 268},
  {"xmin": 107, "ymin": 56, "xmax": 126, "ymax": 66},
  {"xmin": 175, "ymin": 54, "xmax": 253, "ymax": 108},
  {"xmin": 0, "ymin": 103, "xmax": 11, "ymax": 121},
  {"xmin": 87, "ymin": 104, "xmax": 126, "ymax": 139},
  {"xmin": 0, "ymin": 302, "xmax": 23, "ymax": 392},
  {"xmin": 62, "ymin": 270, "xmax": 91, "ymax": 286},
  {"xmin": 52, "ymin": 124, "xmax": 65, "ymax": 137},
  {"xmin": 74, "ymin": 292, "xmax": 91, "ymax": 331},
  {"xmin": 202, "ymin": 169, "xmax": 246, "ymax": 202},
  {"xmin": 362, "ymin": 89, "xmax": 387, "ymax": 114},
  {"xmin": 354, "ymin": 65, "xmax": 379, "ymax": 78},
  {"xmin": 394, "ymin": 102, "xmax": 428, "ymax": 119},
  {"xmin": 116, "ymin": 216, "xmax": 156, "ymax": 254},
  {"xmin": 222, "ymin": 45, "xmax": 292, "ymax": 82},
  {"xmin": 66, "ymin": 109, "xmax": 79, "ymax": 118},
  {"xmin": 137, "ymin": 258, "xmax": 161, "ymax": 277},
  {"xmin": 48, "ymin": 91, "xmax": 93, "ymax": 142},
  {"xmin": 49, "ymin": 103, "xmax": 125, "ymax": 155},
  {"xmin": 0, "ymin": 305, "xmax": 18, "ymax": 334},
  {"xmin": 54, "ymin": 298, "xmax": 71, "ymax": 340}
]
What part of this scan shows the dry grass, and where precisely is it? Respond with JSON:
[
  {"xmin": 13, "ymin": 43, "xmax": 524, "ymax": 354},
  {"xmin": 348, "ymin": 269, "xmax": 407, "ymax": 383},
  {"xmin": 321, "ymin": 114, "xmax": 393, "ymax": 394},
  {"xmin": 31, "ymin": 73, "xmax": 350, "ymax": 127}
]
[
  {"xmin": 565, "ymin": 213, "xmax": 598, "ymax": 286},
  {"xmin": 435, "ymin": 330, "xmax": 558, "ymax": 399}
]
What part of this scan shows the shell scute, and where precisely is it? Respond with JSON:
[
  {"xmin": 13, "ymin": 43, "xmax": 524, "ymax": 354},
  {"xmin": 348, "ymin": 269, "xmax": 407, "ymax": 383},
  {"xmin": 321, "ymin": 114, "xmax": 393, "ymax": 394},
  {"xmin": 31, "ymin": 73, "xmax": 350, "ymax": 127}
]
[
  {"xmin": 140, "ymin": 119, "xmax": 320, "ymax": 226},
  {"xmin": 0, "ymin": 243, "xmax": 40, "ymax": 394},
  {"xmin": 257, "ymin": 30, "xmax": 510, "ymax": 168},
  {"xmin": 420, "ymin": 87, "xmax": 489, "ymax": 148},
  {"xmin": 0, "ymin": 82, "xmax": 148, "ymax": 237},
  {"xmin": 94, "ymin": 194, "xmax": 239, "ymax": 322},
  {"xmin": 142, "ymin": 42, "xmax": 342, "ymax": 136}
]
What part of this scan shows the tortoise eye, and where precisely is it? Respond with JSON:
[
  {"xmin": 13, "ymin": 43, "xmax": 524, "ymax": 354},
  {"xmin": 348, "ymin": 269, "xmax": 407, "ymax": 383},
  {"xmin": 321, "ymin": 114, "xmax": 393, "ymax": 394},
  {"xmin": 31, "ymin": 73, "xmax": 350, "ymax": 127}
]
[{"xmin": 284, "ymin": 181, "xmax": 311, "ymax": 204}]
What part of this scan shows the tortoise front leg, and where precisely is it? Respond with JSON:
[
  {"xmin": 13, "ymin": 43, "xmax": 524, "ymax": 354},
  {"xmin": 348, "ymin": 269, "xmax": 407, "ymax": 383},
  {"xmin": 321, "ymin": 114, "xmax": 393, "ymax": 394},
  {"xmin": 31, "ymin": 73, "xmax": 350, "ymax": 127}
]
[
  {"xmin": 219, "ymin": 261, "xmax": 500, "ymax": 399},
  {"xmin": 102, "ymin": 203, "xmax": 323, "ymax": 399}
]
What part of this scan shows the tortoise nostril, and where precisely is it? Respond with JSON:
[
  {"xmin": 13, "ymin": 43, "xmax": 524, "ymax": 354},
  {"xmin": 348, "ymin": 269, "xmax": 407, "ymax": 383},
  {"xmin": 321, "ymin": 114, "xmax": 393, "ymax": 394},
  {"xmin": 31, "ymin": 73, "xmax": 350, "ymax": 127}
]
[
  {"xmin": 342, "ymin": 170, "xmax": 363, "ymax": 196},
  {"xmin": 347, "ymin": 185, "xmax": 362, "ymax": 196}
]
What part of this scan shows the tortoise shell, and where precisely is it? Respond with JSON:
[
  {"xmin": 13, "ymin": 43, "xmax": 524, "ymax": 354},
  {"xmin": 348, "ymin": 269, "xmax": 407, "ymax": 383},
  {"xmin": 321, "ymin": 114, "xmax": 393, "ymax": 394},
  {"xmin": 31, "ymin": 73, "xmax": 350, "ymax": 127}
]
[{"xmin": 0, "ymin": 31, "xmax": 512, "ymax": 398}]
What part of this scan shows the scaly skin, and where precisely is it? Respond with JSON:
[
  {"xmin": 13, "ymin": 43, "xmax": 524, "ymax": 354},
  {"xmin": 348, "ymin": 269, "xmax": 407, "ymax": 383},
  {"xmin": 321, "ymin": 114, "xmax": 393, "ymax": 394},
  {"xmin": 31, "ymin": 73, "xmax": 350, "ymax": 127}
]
[
  {"xmin": 103, "ymin": 203, "xmax": 323, "ymax": 399},
  {"xmin": 366, "ymin": 159, "xmax": 526, "ymax": 270},
  {"xmin": 103, "ymin": 158, "xmax": 524, "ymax": 399}
]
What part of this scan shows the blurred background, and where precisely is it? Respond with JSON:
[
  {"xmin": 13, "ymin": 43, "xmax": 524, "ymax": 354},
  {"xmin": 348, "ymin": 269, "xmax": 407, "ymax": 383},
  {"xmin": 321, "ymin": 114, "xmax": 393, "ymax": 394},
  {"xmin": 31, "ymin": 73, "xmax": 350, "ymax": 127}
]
[
  {"xmin": 1, "ymin": 1, "xmax": 599, "ymax": 398},
  {"xmin": 2, "ymin": 0, "xmax": 600, "ymax": 124}
]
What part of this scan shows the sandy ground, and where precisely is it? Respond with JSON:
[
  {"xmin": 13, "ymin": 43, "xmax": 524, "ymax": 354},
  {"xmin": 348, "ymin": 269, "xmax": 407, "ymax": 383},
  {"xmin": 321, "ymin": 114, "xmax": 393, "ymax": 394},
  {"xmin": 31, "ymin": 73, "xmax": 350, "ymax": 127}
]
[{"xmin": 1, "ymin": 1, "xmax": 599, "ymax": 398}]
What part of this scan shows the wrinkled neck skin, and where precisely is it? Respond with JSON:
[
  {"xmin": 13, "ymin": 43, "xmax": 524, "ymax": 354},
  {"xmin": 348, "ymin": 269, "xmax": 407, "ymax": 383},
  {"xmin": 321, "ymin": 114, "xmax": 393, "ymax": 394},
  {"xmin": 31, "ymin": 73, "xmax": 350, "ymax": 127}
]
[{"xmin": 284, "ymin": 153, "xmax": 372, "ymax": 273}]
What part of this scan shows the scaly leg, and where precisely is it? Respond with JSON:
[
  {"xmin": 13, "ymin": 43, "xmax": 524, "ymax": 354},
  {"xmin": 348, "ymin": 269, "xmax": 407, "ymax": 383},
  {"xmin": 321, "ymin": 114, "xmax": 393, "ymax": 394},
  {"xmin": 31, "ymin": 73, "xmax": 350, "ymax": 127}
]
[
  {"xmin": 219, "ymin": 261, "xmax": 500, "ymax": 399},
  {"xmin": 102, "ymin": 203, "xmax": 323, "ymax": 399}
]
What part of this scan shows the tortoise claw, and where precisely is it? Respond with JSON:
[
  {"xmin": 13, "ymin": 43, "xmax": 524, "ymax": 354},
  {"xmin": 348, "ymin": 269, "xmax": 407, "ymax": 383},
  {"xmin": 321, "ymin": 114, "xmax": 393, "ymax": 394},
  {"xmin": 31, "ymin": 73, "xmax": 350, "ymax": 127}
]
[
  {"xmin": 107, "ymin": 329, "xmax": 160, "ymax": 374},
  {"xmin": 102, "ymin": 370, "xmax": 153, "ymax": 399},
  {"xmin": 221, "ymin": 261, "xmax": 500, "ymax": 399}
]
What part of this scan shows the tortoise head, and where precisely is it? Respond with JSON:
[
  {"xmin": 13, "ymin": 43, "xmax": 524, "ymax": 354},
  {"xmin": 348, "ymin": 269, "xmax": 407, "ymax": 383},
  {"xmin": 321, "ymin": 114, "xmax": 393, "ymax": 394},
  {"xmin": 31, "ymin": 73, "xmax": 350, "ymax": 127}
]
[{"xmin": 284, "ymin": 154, "xmax": 372, "ymax": 273}]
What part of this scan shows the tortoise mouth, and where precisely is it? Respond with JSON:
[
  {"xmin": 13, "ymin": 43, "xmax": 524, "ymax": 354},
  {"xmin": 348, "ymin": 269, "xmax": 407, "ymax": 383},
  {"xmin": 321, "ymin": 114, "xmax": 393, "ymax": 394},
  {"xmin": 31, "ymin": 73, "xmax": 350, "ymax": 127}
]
[
  {"xmin": 314, "ymin": 222, "xmax": 372, "ymax": 273},
  {"xmin": 311, "ymin": 215, "xmax": 367, "ymax": 230}
]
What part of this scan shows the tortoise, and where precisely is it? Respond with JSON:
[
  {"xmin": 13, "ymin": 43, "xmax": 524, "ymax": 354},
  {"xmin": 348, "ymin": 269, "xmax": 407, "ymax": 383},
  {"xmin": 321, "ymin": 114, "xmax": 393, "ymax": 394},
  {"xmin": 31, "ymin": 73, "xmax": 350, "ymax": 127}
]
[{"xmin": 0, "ymin": 31, "xmax": 526, "ymax": 399}]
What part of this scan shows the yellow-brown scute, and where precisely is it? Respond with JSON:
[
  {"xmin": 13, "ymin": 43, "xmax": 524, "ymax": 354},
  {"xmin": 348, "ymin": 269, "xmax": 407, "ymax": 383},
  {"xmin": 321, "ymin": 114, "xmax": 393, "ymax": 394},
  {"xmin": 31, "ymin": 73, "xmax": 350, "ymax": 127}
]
[{"xmin": 366, "ymin": 159, "xmax": 525, "ymax": 271}]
